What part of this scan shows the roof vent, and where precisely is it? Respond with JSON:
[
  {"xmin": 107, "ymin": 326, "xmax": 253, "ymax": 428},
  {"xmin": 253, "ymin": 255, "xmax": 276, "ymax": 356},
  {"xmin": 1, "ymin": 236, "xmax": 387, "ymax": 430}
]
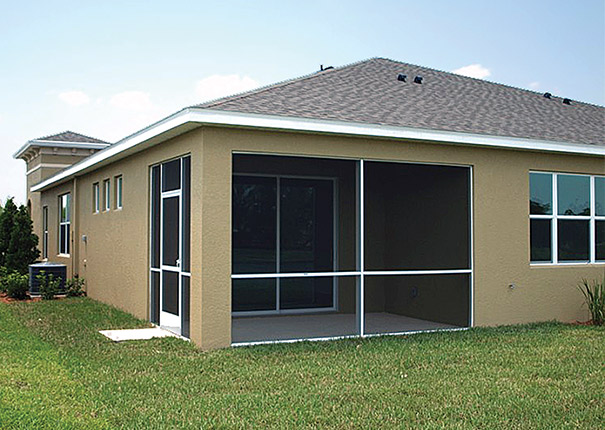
[
  {"xmin": 397, "ymin": 73, "xmax": 407, "ymax": 82},
  {"xmin": 562, "ymin": 98, "xmax": 572, "ymax": 105},
  {"xmin": 320, "ymin": 65, "xmax": 334, "ymax": 72},
  {"xmin": 543, "ymin": 92, "xmax": 552, "ymax": 99},
  {"xmin": 414, "ymin": 76, "xmax": 423, "ymax": 84}
]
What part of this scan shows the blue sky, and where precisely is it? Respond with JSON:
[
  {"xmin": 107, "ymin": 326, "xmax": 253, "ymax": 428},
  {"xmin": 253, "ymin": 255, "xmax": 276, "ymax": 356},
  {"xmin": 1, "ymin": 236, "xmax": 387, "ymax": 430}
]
[{"xmin": 1, "ymin": 0, "xmax": 603, "ymax": 204}]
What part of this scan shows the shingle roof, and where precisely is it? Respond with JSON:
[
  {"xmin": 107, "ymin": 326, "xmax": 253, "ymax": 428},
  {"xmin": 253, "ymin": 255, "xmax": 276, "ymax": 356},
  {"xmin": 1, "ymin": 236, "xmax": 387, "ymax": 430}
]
[
  {"xmin": 195, "ymin": 57, "xmax": 605, "ymax": 147},
  {"xmin": 34, "ymin": 130, "xmax": 108, "ymax": 144}
]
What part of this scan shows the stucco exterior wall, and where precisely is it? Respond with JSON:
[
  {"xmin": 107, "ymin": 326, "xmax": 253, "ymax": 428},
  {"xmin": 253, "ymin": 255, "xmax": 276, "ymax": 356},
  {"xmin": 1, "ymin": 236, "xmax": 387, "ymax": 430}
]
[
  {"xmin": 201, "ymin": 126, "xmax": 605, "ymax": 348},
  {"xmin": 37, "ymin": 124, "xmax": 604, "ymax": 350}
]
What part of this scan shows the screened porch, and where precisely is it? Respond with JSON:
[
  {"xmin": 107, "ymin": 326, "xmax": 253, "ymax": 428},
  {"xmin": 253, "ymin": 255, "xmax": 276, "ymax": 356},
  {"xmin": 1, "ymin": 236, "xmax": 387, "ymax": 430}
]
[{"xmin": 231, "ymin": 154, "xmax": 472, "ymax": 345}]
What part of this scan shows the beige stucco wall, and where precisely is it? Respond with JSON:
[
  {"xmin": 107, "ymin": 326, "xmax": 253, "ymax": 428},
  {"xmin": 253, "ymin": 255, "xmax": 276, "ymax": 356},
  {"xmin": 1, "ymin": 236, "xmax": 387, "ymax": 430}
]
[
  {"xmin": 201, "ymin": 126, "xmax": 605, "ymax": 348},
  {"xmin": 37, "ymin": 124, "xmax": 605, "ymax": 350}
]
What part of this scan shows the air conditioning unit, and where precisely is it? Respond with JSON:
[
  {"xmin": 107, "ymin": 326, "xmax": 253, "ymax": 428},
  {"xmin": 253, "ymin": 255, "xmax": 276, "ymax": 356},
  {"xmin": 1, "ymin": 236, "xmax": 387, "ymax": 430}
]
[{"xmin": 29, "ymin": 262, "xmax": 67, "ymax": 296}]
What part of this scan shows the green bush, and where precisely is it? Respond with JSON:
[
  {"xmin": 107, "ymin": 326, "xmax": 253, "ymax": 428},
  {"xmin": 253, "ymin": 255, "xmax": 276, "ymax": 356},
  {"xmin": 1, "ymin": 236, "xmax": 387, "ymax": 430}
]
[
  {"xmin": 5, "ymin": 272, "xmax": 29, "ymax": 300},
  {"xmin": 65, "ymin": 276, "xmax": 86, "ymax": 297},
  {"xmin": 578, "ymin": 278, "xmax": 605, "ymax": 325},
  {"xmin": 0, "ymin": 197, "xmax": 40, "ymax": 275},
  {"xmin": 37, "ymin": 271, "xmax": 62, "ymax": 300}
]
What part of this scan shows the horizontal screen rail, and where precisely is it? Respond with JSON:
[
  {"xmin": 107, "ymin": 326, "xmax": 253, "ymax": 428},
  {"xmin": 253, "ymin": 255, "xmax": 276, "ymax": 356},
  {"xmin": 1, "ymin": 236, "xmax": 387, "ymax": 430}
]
[{"xmin": 231, "ymin": 269, "xmax": 471, "ymax": 279}]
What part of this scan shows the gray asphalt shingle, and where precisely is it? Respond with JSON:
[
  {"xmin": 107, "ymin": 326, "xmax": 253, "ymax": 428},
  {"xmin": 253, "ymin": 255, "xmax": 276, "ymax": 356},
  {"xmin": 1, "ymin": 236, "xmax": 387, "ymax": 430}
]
[{"xmin": 195, "ymin": 58, "xmax": 604, "ymax": 147}]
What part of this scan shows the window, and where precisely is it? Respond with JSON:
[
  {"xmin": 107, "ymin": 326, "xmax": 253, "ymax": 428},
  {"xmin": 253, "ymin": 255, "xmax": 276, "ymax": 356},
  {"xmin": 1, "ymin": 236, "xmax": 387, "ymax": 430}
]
[
  {"xmin": 115, "ymin": 175, "xmax": 123, "ymax": 209},
  {"xmin": 530, "ymin": 172, "xmax": 605, "ymax": 264},
  {"xmin": 59, "ymin": 193, "xmax": 70, "ymax": 255},
  {"xmin": 93, "ymin": 183, "xmax": 100, "ymax": 213},
  {"xmin": 42, "ymin": 206, "xmax": 48, "ymax": 259},
  {"xmin": 103, "ymin": 179, "xmax": 110, "ymax": 211}
]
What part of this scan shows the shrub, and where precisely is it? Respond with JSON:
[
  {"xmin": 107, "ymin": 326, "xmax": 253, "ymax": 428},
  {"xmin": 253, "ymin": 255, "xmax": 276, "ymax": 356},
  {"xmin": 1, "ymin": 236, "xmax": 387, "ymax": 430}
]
[
  {"xmin": 37, "ymin": 271, "xmax": 62, "ymax": 300},
  {"xmin": 0, "ymin": 197, "xmax": 40, "ymax": 275},
  {"xmin": 578, "ymin": 278, "xmax": 605, "ymax": 325},
  {"xmin": 5, "ymin": 272, "xmax": 29, "ymax": 300},
  {"xmin": 65, "ymin": 276, "xmax": 86, "ymax": 297}
]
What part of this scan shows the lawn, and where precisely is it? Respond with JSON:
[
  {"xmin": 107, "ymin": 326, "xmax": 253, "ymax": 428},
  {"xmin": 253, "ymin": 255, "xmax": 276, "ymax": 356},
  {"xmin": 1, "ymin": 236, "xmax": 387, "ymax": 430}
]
[{"xmin": 0, "ymin": 298, "xmax": 603, "ymax": 429}]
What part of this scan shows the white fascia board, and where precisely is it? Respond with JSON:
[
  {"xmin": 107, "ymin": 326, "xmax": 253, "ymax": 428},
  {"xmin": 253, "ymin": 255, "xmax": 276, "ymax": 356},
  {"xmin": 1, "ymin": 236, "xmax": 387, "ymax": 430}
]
[
  {"xmin": 31, "ymin": 108, "xmax": 605, "ymax": 192},
  {"xmin": 31, "ymin": 109, "xmax": 194, "ymax": 192},
  {"xmin": 188, "ymin": 109, "xmax": 605, "ymax": 156},
  {"xmin": 13, "ymin": 140, "xmax": 110, "ymax": 159}
]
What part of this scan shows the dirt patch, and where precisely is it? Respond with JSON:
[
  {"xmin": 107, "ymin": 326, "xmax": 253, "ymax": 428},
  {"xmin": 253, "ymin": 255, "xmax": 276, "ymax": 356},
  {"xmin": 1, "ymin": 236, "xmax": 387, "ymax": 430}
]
[
  {"xmin": 571, "ymin": 320, "xmax": 596, "ymax": 326},
  {"xmin": 0, "ymin": 292, "xmax": 42, "ymax": 304}
]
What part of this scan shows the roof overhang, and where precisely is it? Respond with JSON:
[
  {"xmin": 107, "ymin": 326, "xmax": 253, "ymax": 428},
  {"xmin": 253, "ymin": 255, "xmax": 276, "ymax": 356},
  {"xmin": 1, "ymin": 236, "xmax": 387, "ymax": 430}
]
[
  {"xmin": 30, "ymin": 107, "xmax": 605, "ymax": 193},
  {"xmin": 13, "ymin": 140, "xmax": 110, "ymax": 160}
]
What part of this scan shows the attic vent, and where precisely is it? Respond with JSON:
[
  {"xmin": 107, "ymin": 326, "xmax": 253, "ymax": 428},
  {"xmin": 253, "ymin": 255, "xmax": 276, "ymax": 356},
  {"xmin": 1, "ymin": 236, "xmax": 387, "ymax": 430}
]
[
  {"xmin": 543, "ymin": 92, "xmax": 552, "ymax": 99},
  {"xmin": 397, "ymin": 73, "xmax": 407, "ymax": 82},
  {"xmin": 414, "ymin": 76, "xmax": 423, "ymax": 84},
  {"xmin": 320, "ymin": 65, "xmax": 334, "ymax": 72},
  {"xmin": 562, "ymin": 98, "xmax": 572, "ymax": 105}
]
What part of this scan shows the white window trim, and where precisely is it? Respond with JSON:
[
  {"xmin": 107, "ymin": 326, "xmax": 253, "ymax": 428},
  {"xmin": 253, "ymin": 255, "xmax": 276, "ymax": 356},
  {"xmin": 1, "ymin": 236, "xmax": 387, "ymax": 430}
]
[
  {"xmin": 59, "ymin": 193, "xmax": 70, "ymax": 256},
  {"xmin": 115, "ymin": 176, "xmax": 123, "ymax": 209},
  {"xmin": 42, "ymin": 206, "xmax": 48, "ymax": 260},
  {"xmin": 103, "ymin": 179, "xmax": 110, "ymax": 211},
  {"xmin": 530, "ymin": 171, "xmax": 605, "ymax": 265},
  {"xmin": 93, "ymin": 182, "xmax": 100, "ymax": 213}
]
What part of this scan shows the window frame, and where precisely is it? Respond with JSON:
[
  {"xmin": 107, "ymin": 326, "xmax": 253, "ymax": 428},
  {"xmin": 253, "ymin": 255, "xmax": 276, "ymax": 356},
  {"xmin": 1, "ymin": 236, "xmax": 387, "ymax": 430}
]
[
  {"xmin": 103, "ymin": 179, "xmax": 110, "ymax": 212},
  {"xmin": 42, "ymin": 206, "xmax": 48, "ymax": 259},
  {"xmin": 93, "ymin": 182, "xmax": 100, "ymax": 213},
  {"xmin": 115, "ymin": 175, "xmax": 123, "ymax": 209},
  {"xmin": 530, "ymin": 171, "xmax": 605, "ymax": 265},
  {"xmin": 232, "ymin": 173, "xmax": 339, "ymax": 316},
  {"xmin": 58, "ymin": 193, "xmax": 70, "ymax": 256}
]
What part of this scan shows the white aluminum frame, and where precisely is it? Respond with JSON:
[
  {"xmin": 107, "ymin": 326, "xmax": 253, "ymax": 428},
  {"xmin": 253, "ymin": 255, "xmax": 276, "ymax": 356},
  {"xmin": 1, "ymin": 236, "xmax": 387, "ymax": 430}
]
[
  {"xmin": 93, "ymin": 182, "xmax": 100, "ymax": 213},
  {"xmin": 232, "ymin": 173, "xmax": 339, "ymax": 316},
  {"xmin": 149, "ymin": 156, "xmax": 190, "ymax": 334},
  {"xmin": 115, "ymin": 175, "xmax": 123, "ymax": 209},
  {"xmin": 530, "ymin": 171, "xmax": 605, "ymax": 265},
  {"xmin": 231, "ymin": 154, "xmax": 474, "ymax": 345},
  {"xmin": 42, "ymin": 206, "xmax": 48, "ymax": 260},
  {"xmin": 58, "ymin": 193, "xmax": 70, "ymax": 256},
  {"xmin": 103, "ymin": 179, "xmax": 110, "ymax": 212}
]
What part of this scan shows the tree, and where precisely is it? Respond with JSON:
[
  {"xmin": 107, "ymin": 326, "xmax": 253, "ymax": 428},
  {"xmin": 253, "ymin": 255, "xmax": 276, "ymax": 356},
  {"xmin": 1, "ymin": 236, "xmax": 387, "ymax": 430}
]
[
  {"xmin": 0, "ymin": 198, "xmax": 40, "ymax": 274},
  {"xmin": 0, "ymin": 198, "xmax": 18, "ymax": 268}
]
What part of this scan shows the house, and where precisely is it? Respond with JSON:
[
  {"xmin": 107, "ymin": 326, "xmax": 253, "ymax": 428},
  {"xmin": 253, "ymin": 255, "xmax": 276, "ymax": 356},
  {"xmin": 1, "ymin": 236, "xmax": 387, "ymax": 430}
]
[{"xmin": 15, "ymin": 58, "xmax": 605, "ymax": 350}]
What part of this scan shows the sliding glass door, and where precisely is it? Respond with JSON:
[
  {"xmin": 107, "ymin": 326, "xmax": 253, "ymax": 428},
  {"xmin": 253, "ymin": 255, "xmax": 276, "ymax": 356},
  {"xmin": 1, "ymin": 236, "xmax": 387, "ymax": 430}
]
[{"xmin": 232, "ymin": 175, "xmax": 336, "ymax": 314}]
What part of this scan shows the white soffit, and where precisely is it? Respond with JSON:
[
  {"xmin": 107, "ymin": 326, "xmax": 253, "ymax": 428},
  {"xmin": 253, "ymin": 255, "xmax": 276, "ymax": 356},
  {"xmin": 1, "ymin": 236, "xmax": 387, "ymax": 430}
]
[{"xmin": 31, "ymin": 108, "xmax": 605, "ymax": 192}]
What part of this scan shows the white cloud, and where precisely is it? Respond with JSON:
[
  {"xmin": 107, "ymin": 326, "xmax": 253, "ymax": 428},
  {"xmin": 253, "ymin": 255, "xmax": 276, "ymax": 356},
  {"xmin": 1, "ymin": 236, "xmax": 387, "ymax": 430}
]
[
  {"xmin": 528, "ymin": 81, "xmax": 540, "ymax": 90},
  {"xmin": 195, "ymin": 74, "xmax": 259, "ymax": 102},
  {"xmin": 58, "ymin": 90, "xmax": 90, "ymax": 106},
  {"xmin": 452, "ymin": 64, "xmax": 491, "ymax": 79},
  {"xmin": 109, "ymin": 91, "xmax": 155, "ymax": 112}
]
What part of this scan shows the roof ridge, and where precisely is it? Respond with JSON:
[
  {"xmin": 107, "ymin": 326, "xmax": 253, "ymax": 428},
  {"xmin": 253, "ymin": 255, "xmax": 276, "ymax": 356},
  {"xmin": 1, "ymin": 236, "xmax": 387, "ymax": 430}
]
[
  {"xmin": 192, "ymin": 57, "xmax": 382, "ymax": 109},
  {"xmin": 372, "ymin": 57, "xmax": 605, "ymax": 109},
  {"xmin": 33, "ymin": 130, "xmax": 109, "ymax": 144}
]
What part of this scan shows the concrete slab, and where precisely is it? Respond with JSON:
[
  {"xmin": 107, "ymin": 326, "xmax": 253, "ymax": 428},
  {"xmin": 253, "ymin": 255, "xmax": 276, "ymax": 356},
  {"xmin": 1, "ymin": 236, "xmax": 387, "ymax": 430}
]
[{"xmin": 99, "ymin": 327, "xmax": 179, "ymax": 342}]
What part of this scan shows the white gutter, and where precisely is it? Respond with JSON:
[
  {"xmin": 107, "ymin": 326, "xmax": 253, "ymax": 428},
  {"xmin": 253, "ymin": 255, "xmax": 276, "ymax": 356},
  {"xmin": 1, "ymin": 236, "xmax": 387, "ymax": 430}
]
[
  {"xmin": 13, "ymin": 140, "xmax": 110, "ymax": 159},
  {"xmin": 31, "ymin": 107, "xmax": 605, "ymax": 192}
]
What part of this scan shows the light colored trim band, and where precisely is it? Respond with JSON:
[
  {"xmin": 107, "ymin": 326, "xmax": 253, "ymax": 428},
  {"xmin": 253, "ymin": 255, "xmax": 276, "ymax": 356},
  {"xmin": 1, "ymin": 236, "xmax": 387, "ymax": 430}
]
[
  {"xmin": 31, "ymin": 108, "xmax": 605, "ymax": 192},
  {"xmin": 26, "ymin": 163, "xmax": 73, "ymax": 175}
]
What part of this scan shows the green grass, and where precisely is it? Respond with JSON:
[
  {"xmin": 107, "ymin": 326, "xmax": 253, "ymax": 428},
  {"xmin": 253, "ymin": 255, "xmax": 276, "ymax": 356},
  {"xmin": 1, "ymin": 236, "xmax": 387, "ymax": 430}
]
[{"xmin": 1, "ymin": 298, "xmax": 604, "ymax": 429}]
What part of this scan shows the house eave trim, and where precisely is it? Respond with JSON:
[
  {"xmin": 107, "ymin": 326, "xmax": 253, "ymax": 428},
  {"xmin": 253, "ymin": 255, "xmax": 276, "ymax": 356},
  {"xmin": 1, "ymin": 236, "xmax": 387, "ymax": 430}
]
[
  {"xmin": 13, "ymin": 140, "xmax": 110, "ymax": 159},
  {"xmin": 30, "ymin": 108, "xmax": 605, "ymax": 192}
]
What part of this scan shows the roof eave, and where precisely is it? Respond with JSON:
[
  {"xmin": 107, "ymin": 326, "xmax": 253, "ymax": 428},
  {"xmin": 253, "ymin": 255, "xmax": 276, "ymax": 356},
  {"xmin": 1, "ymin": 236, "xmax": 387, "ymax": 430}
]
[
  {"xmin": 30, "ymin": 108, "xmax": 605, "ymax": 193},
  {"xmin": 13, "ymin": 140, "xmax": 110, "ymax": 160}
]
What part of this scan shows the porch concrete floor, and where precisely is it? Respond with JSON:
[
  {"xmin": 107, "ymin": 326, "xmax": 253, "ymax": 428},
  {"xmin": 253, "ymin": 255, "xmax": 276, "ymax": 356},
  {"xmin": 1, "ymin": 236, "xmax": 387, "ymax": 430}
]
[{"xmin": 232, "ymin": 312, "xmax": 457, "ymax": 344}]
